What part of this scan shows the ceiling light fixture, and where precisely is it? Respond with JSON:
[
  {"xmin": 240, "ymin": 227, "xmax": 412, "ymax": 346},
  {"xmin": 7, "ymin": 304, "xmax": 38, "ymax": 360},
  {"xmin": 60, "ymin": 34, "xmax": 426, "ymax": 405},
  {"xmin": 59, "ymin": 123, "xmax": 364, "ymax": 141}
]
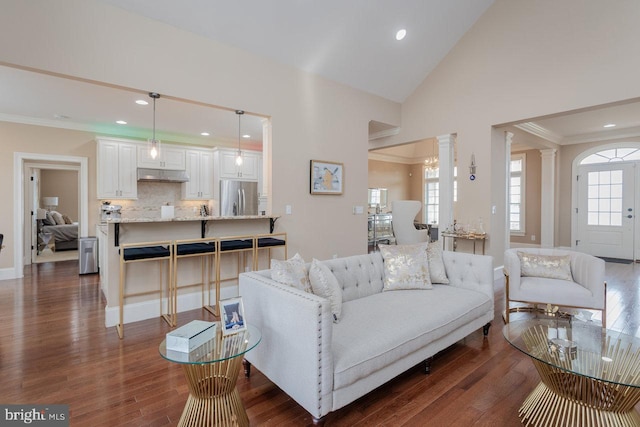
[
  {"xmin": 148, "ymin": 92, "xmax": 161, "ymax": 160},
  {"xmin": 116, "ymin": 120, "xmax": 127, "ymax": 125},
  {"xmin": 424, "ymin": 139, "xmax": 439, "ymax": 171},
  {"xmin": 235, "ymin": 110, "xmax": 244, "ymax": 166},
  {"xmin": 396, "ymin": 29, "xmax": 407, "ymax": 41},
  {"xmin": 201, "ymin": 132, "xmax": 210, "ymax": 136},
  {"xmin": 135, "ymin": 99, "xmax": 149, "ymax": 105},
  {"xmin": 242, "ymin": 134, "xmax": 251, "ymax": 139},
  {"xmin": 603, "ymin": 123, "xmax": 616, "ymax": 128}
]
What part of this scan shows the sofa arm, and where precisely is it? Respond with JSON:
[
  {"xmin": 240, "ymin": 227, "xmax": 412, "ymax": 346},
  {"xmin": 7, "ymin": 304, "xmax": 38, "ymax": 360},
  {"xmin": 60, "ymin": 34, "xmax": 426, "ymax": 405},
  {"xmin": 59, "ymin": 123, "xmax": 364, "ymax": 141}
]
[
  {"xmin": 239, "ymin": 271, "xmax": 334, "ymax": 419},
  {"xmin": 442, "ymin": 251, "xmax": 495, "ymax": 303},
  {"xmin": 570, "ymin": 252, "xmax": 606, "ymax": 309}
]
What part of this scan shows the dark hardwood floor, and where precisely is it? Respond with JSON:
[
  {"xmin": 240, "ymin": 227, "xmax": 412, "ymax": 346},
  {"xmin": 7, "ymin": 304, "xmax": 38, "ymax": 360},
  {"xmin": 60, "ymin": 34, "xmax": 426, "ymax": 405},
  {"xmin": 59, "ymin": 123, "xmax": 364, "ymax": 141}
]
[{"xmin": 0, "ymin": 259, "xmax": 638, "ymax": 426}]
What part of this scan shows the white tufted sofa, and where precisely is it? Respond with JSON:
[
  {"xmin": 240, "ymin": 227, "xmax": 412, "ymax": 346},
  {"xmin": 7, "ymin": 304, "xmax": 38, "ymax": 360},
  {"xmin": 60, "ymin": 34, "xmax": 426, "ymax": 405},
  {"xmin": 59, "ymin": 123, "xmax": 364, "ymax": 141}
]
[{"xmin": 239, "ymin": 250, "xmax": 494, "ymax": 424}]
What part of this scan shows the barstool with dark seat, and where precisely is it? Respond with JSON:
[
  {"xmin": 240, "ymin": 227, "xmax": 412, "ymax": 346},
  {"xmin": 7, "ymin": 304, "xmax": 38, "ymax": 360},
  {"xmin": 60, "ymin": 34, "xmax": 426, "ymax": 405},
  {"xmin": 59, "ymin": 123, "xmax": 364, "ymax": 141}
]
[
  {"xmin": 253, "ymin": 232, "xmax": 287, "ymax": 270},
  {"xmin": 118, "ymin": 240, "xmax": 173, "ymax": 338},
  {"xmin": 217, "ymin": 235, "xmax": 255, "ymax": 302},
  {"xmin": 173, "ymin": 237, "xmax": 219, "ymax": 318}
]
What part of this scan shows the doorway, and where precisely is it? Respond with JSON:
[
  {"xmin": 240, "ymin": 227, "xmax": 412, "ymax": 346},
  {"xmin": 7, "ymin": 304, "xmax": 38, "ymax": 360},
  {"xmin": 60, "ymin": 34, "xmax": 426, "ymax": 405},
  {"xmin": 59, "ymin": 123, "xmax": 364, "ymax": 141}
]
[
  {"xmin": 13, "ymin": 152, "xmax": 88, "ymax": 277},
  {"xmin": 28, "ymin": 165, "xmax": 81, "ymax": 264},
  {"xmin": 573, "ymin": 145, "xmax": 640, "ymax": 261}
]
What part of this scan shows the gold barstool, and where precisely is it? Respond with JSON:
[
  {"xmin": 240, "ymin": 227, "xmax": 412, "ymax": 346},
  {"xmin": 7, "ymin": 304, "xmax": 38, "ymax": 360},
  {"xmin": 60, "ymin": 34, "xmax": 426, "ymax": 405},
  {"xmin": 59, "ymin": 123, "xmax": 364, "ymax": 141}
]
[
  {"xmin": 217, "ymin": 235, "xmax": 255, "ymax": 306},
  {"xmin": 253, "ymin": 232, "xmax": 287, "ymax": 270},
  {"xmin": 117, "ymin": 240, "xmax": 173, "ymax": 339},
  {"xmin": 172, "ymin": 237, "xmax": 219, "ymax": 318}
]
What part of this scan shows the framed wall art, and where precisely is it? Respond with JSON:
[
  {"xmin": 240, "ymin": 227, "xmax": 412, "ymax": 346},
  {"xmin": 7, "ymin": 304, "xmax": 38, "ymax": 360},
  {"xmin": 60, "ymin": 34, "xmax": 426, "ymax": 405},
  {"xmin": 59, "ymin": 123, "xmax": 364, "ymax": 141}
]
[{"xmin": 310, "ymin": 160, "xmax": 344, "ymax": 195}]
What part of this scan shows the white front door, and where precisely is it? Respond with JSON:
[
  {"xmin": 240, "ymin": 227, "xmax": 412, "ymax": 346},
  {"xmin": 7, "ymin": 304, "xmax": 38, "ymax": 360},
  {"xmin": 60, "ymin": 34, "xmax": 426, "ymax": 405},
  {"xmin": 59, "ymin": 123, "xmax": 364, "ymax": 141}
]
[{"xmin": 576, "ymin": 162, "xmax": 635, "ymax": 259}]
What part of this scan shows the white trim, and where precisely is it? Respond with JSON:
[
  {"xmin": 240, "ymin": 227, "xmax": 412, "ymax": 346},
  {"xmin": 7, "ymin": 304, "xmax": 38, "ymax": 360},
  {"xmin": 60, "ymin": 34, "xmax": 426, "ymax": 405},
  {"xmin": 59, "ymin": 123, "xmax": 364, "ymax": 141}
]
[
  {"xmin": 368, "ymin": 127, "xmax": 400, "ymax": 141},
  {"xmin": 514, "ymin": 122, "xmax": 563, "ymax": 144},
  {"xmin": 12, "ymin": 152, "xmax": 89, "ymax": 280}
]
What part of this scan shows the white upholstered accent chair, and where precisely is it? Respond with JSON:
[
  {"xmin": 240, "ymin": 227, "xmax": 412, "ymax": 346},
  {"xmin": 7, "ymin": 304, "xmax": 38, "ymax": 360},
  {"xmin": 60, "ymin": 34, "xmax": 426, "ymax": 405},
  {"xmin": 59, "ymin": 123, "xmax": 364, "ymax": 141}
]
[
  {"xmin": 391, "ymin": 200, "xmax": 429, "ymax": 245},
  {"xmin": 504, "ymin": 248, "xmax": 606, "ymax": 326}
]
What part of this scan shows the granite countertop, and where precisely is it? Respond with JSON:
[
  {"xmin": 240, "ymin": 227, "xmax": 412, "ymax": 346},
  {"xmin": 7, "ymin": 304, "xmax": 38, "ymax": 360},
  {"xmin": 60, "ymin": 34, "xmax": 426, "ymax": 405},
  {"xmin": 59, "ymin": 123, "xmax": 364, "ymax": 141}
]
[{"xmin": 104, "ymin": 215, "xmax": 279, "ymax": 224}]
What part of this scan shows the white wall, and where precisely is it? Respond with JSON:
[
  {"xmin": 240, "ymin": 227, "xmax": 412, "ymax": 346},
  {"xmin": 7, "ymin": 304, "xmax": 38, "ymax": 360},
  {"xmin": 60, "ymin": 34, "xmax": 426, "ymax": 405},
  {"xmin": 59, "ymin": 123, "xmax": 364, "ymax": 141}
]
[
  {"xmin": 0, "ymin": 0, "xmax": 400, "ymax": 274},
  {"xmin": 375, "ymin": 0, "xmax": 640, "ymax": 264}
]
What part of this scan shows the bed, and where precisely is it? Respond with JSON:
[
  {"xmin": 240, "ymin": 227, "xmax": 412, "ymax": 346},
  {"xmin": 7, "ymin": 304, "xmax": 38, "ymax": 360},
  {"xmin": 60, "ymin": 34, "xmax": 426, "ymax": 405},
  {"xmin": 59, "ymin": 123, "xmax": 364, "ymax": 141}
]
[
  {"xmin": 42, "ymin": 223, "xmax": 78, "ymax": 251},
  {"xmin": 39, "ymin": 210, "xmax": 78, "ymax": 252}
]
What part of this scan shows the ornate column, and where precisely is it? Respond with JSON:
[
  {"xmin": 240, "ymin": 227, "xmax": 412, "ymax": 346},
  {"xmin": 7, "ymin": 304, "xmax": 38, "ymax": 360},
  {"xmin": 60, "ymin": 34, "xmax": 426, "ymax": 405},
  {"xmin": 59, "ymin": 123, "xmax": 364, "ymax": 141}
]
[
  {"xmin": 540, "ymin": 149, "xmax": 556, "ymax": 247},
  {"xmin": 437, "ymin": 134, "xmax": 455, "ymax": 239}
]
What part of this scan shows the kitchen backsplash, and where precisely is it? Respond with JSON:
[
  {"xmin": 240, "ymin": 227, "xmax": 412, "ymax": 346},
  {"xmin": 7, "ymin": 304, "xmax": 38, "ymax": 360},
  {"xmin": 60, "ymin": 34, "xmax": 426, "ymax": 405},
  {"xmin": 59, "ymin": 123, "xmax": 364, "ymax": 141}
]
[{"xmin": 104, "ymin": 182, "xmax": 216, "ymax": 219}]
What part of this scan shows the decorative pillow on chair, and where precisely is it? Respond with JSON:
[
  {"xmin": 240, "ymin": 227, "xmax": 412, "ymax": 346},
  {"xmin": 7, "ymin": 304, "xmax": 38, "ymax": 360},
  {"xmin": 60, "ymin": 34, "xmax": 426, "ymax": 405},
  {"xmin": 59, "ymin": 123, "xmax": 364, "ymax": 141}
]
[
  {"xmin": 427, "ymin": 241, "xmax": 449, "ymax": 284},
  {"xmin": 379, "ymin": 243, "xmax": 433, "ymax": 291},
  {"xmin": 309, "ymin": 259, "xmax": 342, "ymax": 323},
  {"xmin": 517, "ymin": 251, "xmax": 573, "ymax": 281},
  {"xmin": 271, "ymin": 253, "xmax": 312, "ymax": 293}
]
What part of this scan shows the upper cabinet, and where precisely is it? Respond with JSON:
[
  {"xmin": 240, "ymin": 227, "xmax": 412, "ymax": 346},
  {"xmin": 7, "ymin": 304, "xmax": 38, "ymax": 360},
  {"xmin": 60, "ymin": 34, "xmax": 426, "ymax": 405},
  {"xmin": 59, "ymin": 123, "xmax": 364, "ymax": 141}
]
[
  {"xmin": 97, "ymin": 139, "xmax": 138, "ymax": 199},
  {"xmin": 182, "ymin": 148, "xmax": 214, "ymax": 200},
  {"xmin": 137, "ymin": 145, "xmax": 186, "ymax": 170},
  {"xmin": 214, "ymin": 148, "xmax": 261, "ymax": 181}
]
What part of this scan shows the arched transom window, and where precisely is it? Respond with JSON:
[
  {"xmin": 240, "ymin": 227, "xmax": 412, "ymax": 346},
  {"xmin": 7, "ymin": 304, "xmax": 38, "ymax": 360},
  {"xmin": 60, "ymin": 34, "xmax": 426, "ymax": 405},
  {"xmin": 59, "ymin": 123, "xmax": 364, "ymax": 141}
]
[{"xmin": 580, "ymin": 148, "xmax": 640, "ymax": 165}]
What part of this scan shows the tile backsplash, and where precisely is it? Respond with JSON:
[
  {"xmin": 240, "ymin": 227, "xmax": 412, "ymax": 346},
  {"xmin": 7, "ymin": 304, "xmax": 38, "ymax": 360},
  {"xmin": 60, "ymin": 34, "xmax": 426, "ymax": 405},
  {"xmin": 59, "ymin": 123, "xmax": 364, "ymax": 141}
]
[{"xmin": 104, "ymin": 182, "xmax": 215, "ymax": 219}]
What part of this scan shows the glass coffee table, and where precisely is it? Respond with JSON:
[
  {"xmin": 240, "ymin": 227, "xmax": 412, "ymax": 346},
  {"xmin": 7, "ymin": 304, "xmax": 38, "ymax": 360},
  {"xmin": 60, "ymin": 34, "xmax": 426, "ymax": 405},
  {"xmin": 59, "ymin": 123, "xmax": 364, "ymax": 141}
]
[
  {"xmin": 159, "ymin": 324, "xmax": 261, "ymax": 427},
  {"xmin": 504, "ymin": 318, "xmax": 640, "ymax": 426}
]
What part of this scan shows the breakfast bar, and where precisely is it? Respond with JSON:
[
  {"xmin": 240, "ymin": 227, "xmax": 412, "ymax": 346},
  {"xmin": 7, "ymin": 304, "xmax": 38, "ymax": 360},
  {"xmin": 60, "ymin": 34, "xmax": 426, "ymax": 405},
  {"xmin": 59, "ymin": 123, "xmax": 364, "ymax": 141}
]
[{"xmin": 99, "ymin": 215, "xmax": 282, "ymax": 330}]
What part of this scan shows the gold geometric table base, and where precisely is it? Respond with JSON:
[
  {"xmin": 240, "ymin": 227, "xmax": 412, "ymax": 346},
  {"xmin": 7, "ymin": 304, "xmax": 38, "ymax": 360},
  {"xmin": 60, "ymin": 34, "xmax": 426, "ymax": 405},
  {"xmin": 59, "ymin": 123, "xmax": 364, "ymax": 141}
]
[
  {"xmin": 520, "ymin": 382, "xmax": 640, "ymax": 427},
  {"xmin": 178, "ymin": 355, "xmax": 248, "ymax": 427}
]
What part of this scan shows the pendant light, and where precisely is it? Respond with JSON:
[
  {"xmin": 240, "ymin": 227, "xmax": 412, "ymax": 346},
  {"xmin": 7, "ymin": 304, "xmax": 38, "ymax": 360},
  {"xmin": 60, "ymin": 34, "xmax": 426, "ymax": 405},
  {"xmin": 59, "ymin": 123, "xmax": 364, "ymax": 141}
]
[
  {"xmin": 235, "ymin": 110, "xmax": 244, "ymax": 166},
  {"xmin": 148, "ymin": 92, "xmax": 161, "ymax": 160}
]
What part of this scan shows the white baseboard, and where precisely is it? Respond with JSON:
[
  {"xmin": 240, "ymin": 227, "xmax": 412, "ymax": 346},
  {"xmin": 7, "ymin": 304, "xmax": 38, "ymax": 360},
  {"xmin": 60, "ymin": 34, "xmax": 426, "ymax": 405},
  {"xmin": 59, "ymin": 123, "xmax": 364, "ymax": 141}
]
[
  {"xmin": 0, "ymin": 267, "xmax": 21, "ymax": 281},
  {"xmin": 104, "ymin": 285, "xmax": 238, "ymax": 328}
]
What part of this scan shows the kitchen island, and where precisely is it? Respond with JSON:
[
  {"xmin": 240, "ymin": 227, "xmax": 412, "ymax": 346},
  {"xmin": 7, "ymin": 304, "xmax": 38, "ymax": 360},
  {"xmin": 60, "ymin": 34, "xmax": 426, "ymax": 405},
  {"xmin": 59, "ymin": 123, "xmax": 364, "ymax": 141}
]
[{"xmin": 98, "ymin": 215, "xmax": 281, "ymax": 329}]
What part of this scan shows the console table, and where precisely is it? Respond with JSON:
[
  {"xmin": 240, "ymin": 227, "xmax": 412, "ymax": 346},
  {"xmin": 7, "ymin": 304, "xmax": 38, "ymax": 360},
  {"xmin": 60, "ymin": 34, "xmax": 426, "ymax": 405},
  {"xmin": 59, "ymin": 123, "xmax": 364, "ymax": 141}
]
[
  {"xmin": 441, "ymin": 232, "xmax": 486, "ymax": 254},
  {"xmin": 159, "ymin": 324, "xmax": 261, "ymax": 426}
]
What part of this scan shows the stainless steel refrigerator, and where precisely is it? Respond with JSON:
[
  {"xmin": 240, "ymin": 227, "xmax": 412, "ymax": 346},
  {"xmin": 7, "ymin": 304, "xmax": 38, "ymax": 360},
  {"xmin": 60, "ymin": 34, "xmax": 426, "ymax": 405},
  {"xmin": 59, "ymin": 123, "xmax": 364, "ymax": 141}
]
[{"xmin": 220, "ymin": 180, "xmax": 258, "ymax": 216}]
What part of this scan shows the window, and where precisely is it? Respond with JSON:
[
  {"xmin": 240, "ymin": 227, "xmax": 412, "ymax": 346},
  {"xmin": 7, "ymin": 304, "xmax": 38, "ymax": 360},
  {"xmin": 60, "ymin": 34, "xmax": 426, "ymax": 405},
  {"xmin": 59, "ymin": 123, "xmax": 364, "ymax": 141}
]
[
  {"xmin": 581, "ymin": 147, "xmax": 640, "ymax": 165},
  {"xmin": 423, "ymin": 167, "xmax": 457, "ymax": 225},
  {"xmin": 587, "ymin": 170, "xmax": 623, "ymax": 226},
  {"xmin": 509, "ymin": 154, "xmax": 526, "ymax": 235}
]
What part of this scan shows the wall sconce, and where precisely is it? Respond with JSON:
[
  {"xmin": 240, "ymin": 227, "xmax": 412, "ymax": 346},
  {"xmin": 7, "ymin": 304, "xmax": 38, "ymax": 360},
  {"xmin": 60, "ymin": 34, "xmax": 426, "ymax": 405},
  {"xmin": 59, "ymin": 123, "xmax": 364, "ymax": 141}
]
[{"xmin": 469, "ymin": 154, "xmax": 476, "ymax": 181}]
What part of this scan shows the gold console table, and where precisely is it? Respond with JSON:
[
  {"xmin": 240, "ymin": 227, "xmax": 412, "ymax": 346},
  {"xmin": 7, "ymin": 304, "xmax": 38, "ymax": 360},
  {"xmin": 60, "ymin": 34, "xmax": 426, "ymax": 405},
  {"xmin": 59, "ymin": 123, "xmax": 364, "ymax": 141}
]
[{"xmin": 441, "ymin": 232, "xmax": 486, "ymax": 254}]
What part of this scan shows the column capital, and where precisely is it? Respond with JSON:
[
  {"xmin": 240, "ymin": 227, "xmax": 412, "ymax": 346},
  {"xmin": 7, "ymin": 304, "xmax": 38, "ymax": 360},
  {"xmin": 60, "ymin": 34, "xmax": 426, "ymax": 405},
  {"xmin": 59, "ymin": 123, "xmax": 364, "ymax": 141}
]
[
  {"xmin": 437, "ymin": 134, "xmax": 455, "ymax": 145},
  {"xmin": 540, "ymin": 148, "xmax": 557, "ymax": 158}
]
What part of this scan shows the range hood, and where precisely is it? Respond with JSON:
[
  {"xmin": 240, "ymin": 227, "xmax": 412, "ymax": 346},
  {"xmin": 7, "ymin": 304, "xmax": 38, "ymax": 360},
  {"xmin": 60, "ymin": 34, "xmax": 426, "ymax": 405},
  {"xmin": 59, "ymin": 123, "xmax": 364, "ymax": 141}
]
[{"xmin": 137, "ymin": 168, "xmax": 190, "ymax": 183}]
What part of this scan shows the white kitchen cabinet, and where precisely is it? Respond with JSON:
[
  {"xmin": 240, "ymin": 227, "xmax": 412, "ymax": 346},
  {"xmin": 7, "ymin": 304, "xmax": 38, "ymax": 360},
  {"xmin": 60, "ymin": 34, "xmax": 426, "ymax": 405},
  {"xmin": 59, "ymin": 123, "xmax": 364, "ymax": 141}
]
[
  {"xmin": 97, "ymin": 139, "xmax": 137, "ymax": 199},
  {"xmin": 137, "ymin": 145, "xmax": 186, "ymax": 170},
  {"xmin": 182, "ymin": 148, "xmax": 214, "ymax": 200},
  {"xmin": 215, "ymin": 148, "xmax": 261, "ymax": 181}
]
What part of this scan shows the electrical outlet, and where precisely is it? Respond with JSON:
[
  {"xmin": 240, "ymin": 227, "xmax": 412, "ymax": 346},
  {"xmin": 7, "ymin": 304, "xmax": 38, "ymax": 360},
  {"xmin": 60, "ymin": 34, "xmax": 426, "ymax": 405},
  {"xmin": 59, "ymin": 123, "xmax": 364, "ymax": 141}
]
[
  {"xmin": 531, "ymin": 235, "xmax": 536, "ymax": 241},
  {"xmin": 285, "ymin": 205, "xmax": 292, "ymax": 215}
]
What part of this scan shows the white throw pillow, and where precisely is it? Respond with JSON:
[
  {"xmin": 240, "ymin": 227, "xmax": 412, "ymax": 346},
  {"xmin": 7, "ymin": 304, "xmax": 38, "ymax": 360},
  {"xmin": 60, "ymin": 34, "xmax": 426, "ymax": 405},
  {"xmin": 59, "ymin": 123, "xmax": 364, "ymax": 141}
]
[
  {"xmin": 51, "ymin": 211, "xmax": 65, "ymax": 225},
  {"xmin": 271, "ymin": 253, "xmax": 312, "ymax": 293},
  {"xmin": 517, "ymin": 251, "xmax": 573, "ymax": 281},
  {"xmin": 309, "ymin": 259, "xmax": 342, "ymax": 323},
  {"xmin": 379, "ymin": 243, "xmax": 433, "ymax": 291},
  {"xmin": 427, "ymin": 241, "xmax": 449, "ymax": 284}
]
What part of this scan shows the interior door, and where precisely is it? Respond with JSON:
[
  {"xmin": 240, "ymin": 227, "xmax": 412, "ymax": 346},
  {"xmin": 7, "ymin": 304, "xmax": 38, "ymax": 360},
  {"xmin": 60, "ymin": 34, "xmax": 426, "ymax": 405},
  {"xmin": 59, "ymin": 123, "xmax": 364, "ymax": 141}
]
[
  {"xmin": 576, "ymin": 162, "xmax": 635, "ymax": 259},
  {"xmin": 30, "ymin": 168, "xmax": 40, "ymax": 262}
]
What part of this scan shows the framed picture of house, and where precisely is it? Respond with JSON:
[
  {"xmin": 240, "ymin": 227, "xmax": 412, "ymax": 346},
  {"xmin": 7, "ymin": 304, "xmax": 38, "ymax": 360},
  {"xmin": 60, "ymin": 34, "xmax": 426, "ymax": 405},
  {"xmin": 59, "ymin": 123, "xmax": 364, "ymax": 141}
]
[
  {"xmin": 310, "ymin": 160, "xmax": 344, "ymax": 195},
  {"xmin": 220, "ymin": 297, "xmax": 246, "ymax": 335}
]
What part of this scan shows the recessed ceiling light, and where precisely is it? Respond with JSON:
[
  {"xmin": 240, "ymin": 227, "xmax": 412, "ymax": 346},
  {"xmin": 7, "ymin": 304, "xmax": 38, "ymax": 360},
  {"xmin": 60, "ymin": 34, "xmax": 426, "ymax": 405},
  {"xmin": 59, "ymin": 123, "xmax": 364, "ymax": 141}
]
[
  {"xmin": 242, "ymin": 134, "xmax": 251, "ymax": 139},
  {"xmin": 135, "ymin": 99, "xmax": 149, "ymax": 105},
  {"xmin": 53, "ymin": 114, "xmax": 70, "ymax": 120},
  {"xmin": 201, "ymin": 132, "xmax": 210, "ymax": 136},
  {"xmin": 116, "ymin": 120, "xmax": 127, "ymax": 125},
  {"xmin": 603, "ymin": 123, "xmax": 616, "ymax": 128},
  {"xmin": 395, "ymin": 29, "xmax": 407, "ymax": 41}
]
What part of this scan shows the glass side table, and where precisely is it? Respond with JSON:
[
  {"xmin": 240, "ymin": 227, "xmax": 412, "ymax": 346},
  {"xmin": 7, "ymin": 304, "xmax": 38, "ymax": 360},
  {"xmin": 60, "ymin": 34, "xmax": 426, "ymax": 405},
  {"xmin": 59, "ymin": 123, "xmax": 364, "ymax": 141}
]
[{"xmin": 159, "ymin": 323, "xmax": 261, "ymax": 427}]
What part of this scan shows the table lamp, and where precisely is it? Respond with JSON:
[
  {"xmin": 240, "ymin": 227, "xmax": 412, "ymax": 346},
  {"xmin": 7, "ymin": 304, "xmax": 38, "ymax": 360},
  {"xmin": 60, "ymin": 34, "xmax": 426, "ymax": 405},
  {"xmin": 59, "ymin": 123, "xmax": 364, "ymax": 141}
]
[{"xmin": 42, "ymin": 197, "xmax": 58, "ymax": 211}]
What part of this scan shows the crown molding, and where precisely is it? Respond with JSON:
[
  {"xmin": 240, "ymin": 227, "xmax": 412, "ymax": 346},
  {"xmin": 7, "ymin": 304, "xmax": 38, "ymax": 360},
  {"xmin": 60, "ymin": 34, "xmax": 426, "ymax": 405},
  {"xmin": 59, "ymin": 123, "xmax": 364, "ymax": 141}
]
[
  {"xmin": 368, "ymin": 126, "xmax": 400, "ymax": 141},
  {"xmin": 368, "ymin": 151, "xmax": 426, "ymax": 165},
  {"xmin": 561, "ymin": 125, "xmax": 640, "ymax": 145},
  {"xmin": 514, "ymin": 122, "xmax": 563, "ymax": 144}
]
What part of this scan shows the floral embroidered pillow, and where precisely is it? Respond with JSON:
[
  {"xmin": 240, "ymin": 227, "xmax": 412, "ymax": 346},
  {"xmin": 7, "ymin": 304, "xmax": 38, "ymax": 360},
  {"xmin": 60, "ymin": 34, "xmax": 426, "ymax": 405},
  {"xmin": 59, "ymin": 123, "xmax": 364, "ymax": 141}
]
[
  {"xmin": 271, "ymin": 253, "xmax": 312, "ymax": 293},
  {"xmin": 379, "ymin": 243, "xmax": 433, "ymax": 291},
  {"xmin": 517, "ymin": 251, "xmax": 573, "ymax": 281}
]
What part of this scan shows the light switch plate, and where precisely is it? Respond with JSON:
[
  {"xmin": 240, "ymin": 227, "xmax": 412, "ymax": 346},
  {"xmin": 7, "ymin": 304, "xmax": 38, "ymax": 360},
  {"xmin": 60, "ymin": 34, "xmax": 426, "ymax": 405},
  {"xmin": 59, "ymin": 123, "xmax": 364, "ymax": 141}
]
[{"xmin": 285, "ymin": 205, "xmax": 292, "ymax": 215}]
